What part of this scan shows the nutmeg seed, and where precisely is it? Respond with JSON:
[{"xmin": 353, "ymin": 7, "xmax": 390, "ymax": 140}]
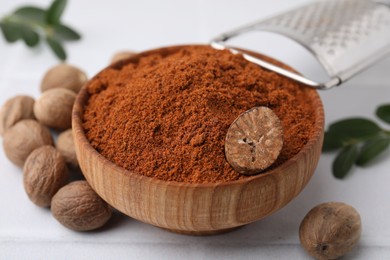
[
  {"xmin": 110, "ymin": 51, "xmax": 136, "ymax": 64},
  {"xmin": 299, "ymin": 202, "xmax": 362, "ymax": 260},
  {"xmin": 2, "ymin": 119, "xmax": 53, "ymax": 167},
  {"xmin": 56, "ymin": 129, "xmax": 78, "ymax": 168},
  {"xmin": 34, "ymin": 88, "xmax": 76, "ymax": 130},
  {"xmin": 0, "ymin": 95, "xmax": 35, "ymax": 136},
  {"xmin": 51, "ymin": 181, "xmax": 112, "ymax": 231},
  {"xmin": 40, "ymin": 64, "xmax": 87, "ymax": 93},
  {"xmin": 23, "ymin": 146, "xmax": 68, "ymax": 207}
]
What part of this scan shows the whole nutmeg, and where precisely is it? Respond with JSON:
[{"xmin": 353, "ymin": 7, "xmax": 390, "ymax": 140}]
[
  {"xmin": 23, "ymin": 146, "xmax": 68, "ymax": 207},
  {"xmin": 34, "ymin": 88, "xmax": 76, "ymax": 130},
  {"xmin": 0, "ymin": 95, "xmax": 35, "ymax": 136},
  {"xmin": 110, "ymin": 51, "xmax": 136, "ymax": 64},
  {"xmin": 51, "ymin": 181, "xmax": 112, "ymax": 231},
  {"xmin": 40, "ymin": 64, "xmax": 87, "ymax": 93},
  {"xmin": 3, "ymin": 119, "xmax": 53, "ymax": 167},
  {"xmin": 56, "ymin": 129, "xmax": 78, "ymax": 168},
  {"xmin": 299, "ymin": 202, "xmax": 362, "ymax": 260}
]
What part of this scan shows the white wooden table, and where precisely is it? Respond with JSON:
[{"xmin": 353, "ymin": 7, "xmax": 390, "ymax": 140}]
[{"xmin": 1, "ymin": 0, "xmax": 390, "ymax": 259}]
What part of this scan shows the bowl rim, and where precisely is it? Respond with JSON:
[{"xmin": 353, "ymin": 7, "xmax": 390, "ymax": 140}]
[{"xmin": 73, "ymin": 44, "xmax": 325, "ymax": 189}]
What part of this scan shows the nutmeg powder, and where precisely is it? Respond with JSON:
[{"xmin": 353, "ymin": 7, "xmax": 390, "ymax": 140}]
[{"xmin": 83, "ymin": 46, "xmax": 316, "ymax": 183}]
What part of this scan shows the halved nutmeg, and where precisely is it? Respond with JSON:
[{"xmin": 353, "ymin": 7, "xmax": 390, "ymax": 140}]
[{"xmin": 225, "ymin": 106, "xmax": 283, "ymax": 175}]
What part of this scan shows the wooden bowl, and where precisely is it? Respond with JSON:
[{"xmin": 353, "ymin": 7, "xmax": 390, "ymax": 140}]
[{"xmin": 72, "ymin": 45, "xmax": 324, "ymax": 235}]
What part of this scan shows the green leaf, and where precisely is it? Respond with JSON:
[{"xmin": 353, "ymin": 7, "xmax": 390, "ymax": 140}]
[
  {"xmin": 328, "ymin": 118, "xmax": 381, "ymax": 140},
  {"xmin": 0, "ymin": 21, "xmax": 22, "ymax": 42},
  {"xmin": 53, "ymin": 24, "xmax": 81, "ymax": 40},
  {"xmin": 356, "ymin": 135, "xmax": 390, "ymax": 166},
  {"xmin": 323, "ymin": 131, "xmax": 344, "ymax": 152},
  {"xmin": 332, "ymin": 144, "xmax": 359, "ymax": 179},
  {"xmin": 13, "ymin": 6, "xmax": 46, "ymax": 23},
  {"xmin": 20, "ymin": 26, "xmax": 40, "ymax": 47},
  {"xmin": 46, "ymin": 36, "xmax": 66, "ymax": 60},
  {"xmin": 46, "ymin": 0, "xmax": 67, "ymax": 25},
  {"xmin": 1, "ymin": 0, "xmax": 80, "ymax": 60},
  {"xmin": 376, "ymin": 104, "xmax": 390, "ymax": 124},
  {"xmin": 0, "ymin": 20, "xmax": 40, "ymax": 47}
]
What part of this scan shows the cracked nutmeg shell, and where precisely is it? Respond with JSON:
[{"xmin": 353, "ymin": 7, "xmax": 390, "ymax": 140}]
[{"xmin": 225, "ymin": 106, "xmax": 283, "ymax": 175}]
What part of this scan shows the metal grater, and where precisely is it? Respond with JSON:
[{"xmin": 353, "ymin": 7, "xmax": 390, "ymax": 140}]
[{"xmin": 211, "ymin": 0, "xmax": 390, "ymax": 89}]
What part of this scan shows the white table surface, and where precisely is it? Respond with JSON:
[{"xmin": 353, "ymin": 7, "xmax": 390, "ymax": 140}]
[{"xmin": 1, "ymin": 0, "xmax": 390, "ymax": 259}]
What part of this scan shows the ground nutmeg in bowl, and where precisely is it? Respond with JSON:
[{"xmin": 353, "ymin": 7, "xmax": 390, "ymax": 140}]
[{"xmin": 82, "ymin": 45, "xmax": 316, "ymax": 183}]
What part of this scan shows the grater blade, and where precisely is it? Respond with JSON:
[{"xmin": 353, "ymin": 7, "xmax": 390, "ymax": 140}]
[{"xmin": 211, "ymin": 0, "xmax": 390, "ymax": 89}]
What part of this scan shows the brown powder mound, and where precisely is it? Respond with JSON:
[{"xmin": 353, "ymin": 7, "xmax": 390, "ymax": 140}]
[{"xmin": 83, "ymin": 45, "xmax": 316, "ymax": 183}]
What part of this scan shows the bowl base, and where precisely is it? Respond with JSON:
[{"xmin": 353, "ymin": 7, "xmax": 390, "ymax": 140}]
[{"xmin": 162, "ymin": 226, "xmax": 243, "ymax": 236}]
